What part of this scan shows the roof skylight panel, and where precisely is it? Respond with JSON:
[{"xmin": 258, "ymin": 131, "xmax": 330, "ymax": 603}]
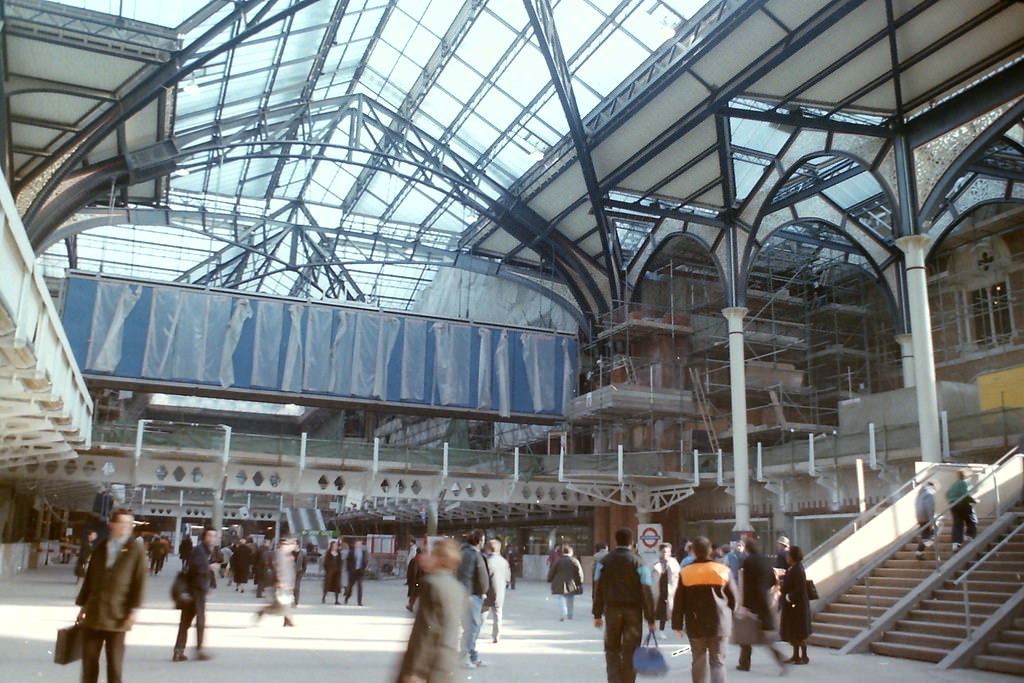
[
  {"xmin": 458, "ymin": 11, "xmax": 518, "ymax": 78},
  {"xmin": 574, "ymin": 37, "xmax": 650, "ymax": 96},
  {"xmin": 551, "ymin": 0, "xmax": 604, "ymax": 55}
]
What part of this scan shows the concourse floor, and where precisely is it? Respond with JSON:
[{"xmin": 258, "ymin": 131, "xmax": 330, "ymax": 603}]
[{"xmin": 0, "ymin": 560, "xmax": 1016, "ymax": 683}]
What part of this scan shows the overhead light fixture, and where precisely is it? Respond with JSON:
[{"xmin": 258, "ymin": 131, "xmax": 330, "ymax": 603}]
[
  {"xmin": 183, "ymin": 75, "xmax": 201, "ymax": 96},
  {"xmin": 171, "ymin": 168, "xmax": 190, "ymax": 178},
  {"xmin": 528, "ymin": 147, "xmax": 545, "ymax": 161}
]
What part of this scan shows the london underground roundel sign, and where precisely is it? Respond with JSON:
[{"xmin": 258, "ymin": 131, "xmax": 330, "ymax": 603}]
[{"xmin": 639, "ymin": 525, "xmax": 661, "ymax": 549}]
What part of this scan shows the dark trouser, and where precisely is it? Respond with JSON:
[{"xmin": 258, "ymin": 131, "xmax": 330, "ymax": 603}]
[
  {"xmin": 951, "ymin": 502, "xmax": 977, "ymax": 545},
  {"xmin": 81, "ymin": 627, "xmax": 126, "ymax": 683},
  {"xmin": 345, "ymin": 569, "xmax": 364, "ymax": 604},
  {"xmin": 293, "ymin": 576, "xmax": 302, "ymax": 605},
  {"xmin": 174, "ymin": 593, "xmax": 206, "ymax": 652},
  {"xmin": 603, "ymin": 604, "xmax": 643, "ymax": 683},
  {"xmin": 916, "ymin": 522, "xmax": 935, "ymax": 553},
  {"xmin": 738, "ymin": 641, "xmax": 785, "ymax": 670}
]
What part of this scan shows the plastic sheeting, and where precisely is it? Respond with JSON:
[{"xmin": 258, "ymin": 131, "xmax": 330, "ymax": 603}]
[
  {"xmin": 67, "ymin": 276, "xmax": 574, "ymax": 417},
  {"xmin": 88, "ymin": 282, "xmax": 141, "ymax": 372},
  {"xmin": 219, "ymin": 299, "xmax": 252, "ymax": 387}
]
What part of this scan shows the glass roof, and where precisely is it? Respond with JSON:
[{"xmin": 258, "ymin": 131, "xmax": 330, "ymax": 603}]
[{"xmin": 44, "ymin": 0, "xmax": 713, "ymax": 311}]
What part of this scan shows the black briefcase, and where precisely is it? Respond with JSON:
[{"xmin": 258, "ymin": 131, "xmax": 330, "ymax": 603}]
[{"xmin": 54, "ymin": 624, "xmax": 83, "ymax": 665}]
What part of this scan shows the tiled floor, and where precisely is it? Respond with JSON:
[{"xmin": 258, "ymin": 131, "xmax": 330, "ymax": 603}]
[{"xmin": 0, "ymin": 560, "xmax": 1017, "ymax": 682}]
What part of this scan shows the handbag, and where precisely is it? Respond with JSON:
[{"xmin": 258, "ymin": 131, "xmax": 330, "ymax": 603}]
[
  {"xmin": 171, "ymin": 571, "xmax": 194, "ymax": 610},
  {"xmin": 632, "ymin": 631, "xmax": 669, "ymax": 677},
  {"xmin": 805, "ymin": 579, "xmax": 819, "ymax": 600},
  {"xmin": 54, "ymin": 623, "xmax": 83, "ymax": 665},
  {"xmin": 730, "ymin": 607, "xmax": 762, "ymax": 646}
]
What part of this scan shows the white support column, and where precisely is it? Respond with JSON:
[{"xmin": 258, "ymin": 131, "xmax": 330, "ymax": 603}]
[
  {"xmin": 722, "ymin": 307, "xmax": 752, "ymax": 532},
  {"xmin": 894, "ymin": 333, "xmax": 915, "ymax": 388},
  {"xmin": 896, "ymin": 235, "xmax": 941, "ymax": 463}
]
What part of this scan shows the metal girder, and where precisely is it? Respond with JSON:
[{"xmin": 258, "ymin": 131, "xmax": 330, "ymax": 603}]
[
  {"xmin": 720, "ymin": 105, "xmax": 892, "ymax": 138},
  {"xmin": 524, "ymin": 0, "xmax": 623, "ymax": 302},
  {"xmin": 20, "ymin": 0, "xmax": 319, "ymax": 237},
  {"xmin": 563, "ymin": 479, "xmax": 695, "ymax": 514}
]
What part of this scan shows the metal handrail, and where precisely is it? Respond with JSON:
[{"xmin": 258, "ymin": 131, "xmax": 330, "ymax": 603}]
[
  {"xmin": 953, "ymin": 517, "xmax": 1024, "ymax": 638},
  {"xmin": 804, "ymin": 461, "xmax": 953, "ymax": 566},
  {"xmin": 846, "ymin": 448, "xmax": 1021, "ymax": 624}
]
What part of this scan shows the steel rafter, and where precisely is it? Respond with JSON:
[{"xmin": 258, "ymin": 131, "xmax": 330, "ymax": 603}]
[
  {"xmin": 719, "ymin": 105, "xmax": 891, "ymax": 138},
  {"xmin": 524, "ymin": 0, "xmax": 623, "ymax": 302},
  {"xmin": 20, "ymin": 0, "xmax": 321, "ymax": 238}
]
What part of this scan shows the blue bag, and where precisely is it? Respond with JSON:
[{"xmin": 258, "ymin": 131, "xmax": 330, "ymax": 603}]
[{"xmin": 633, "ymin": 631, "xmax": 669, "ymax": 677}]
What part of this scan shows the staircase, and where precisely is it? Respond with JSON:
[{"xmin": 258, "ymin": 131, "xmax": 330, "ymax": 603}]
[
  {"xmin": 870, "ymin": 508, "xmax": 1024, "ymax": 664},
  {"xmin": 809, "ymin": 526, "xmax": 953, "ymax": 649},
  {"xmin": 975, "ymin": 615, "xmax": 1024, "ymax": 676}
]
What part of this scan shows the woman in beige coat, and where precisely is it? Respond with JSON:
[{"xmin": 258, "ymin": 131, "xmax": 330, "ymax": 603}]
[{"xmin": 651, "ymin": 542, "xmax": 680, "ymax": 631}]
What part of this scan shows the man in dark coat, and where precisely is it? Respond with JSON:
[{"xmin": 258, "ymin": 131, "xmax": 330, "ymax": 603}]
[
  {"xmin": 457, "ymin": 529, "xmax": 491, "ymax": 668},
  {"xmin": 75, "ymin": 509, "xmax": 147, "ymax": 683},
  {"xmin": 593, "ymin": 527, "xmax": 655, "ymax": 683},
  {"xmin": 345, "ymin": 539, "xmax": 368, "ymax": 606},
  {"xmin": 780, "ymin": 546, "xmax": 812, "ymax": 664},
  {"xmin": 254, "ymin": 538, "xmax": 275, "ymax": 598},
  {"xmin": 396, "ymin": 538, "xmax": 467, "ymax": 683},
  {"xmin": 178, "ymin": 535, "xmax": 193, "ymax": 566},
  {"xmin": 737, "ymin": 538, "xmax": 787, "ymax": 672},
  {"xmin": 292, "ymin": 542, "xmax": 308, "ymax": 605},
  {"xmin": 173, "ymin": 527, "xmax": 220, "ymax": 662},
  {"xmin": 74, "ymin": 530, "xmax": 98, "ymax": 583}
]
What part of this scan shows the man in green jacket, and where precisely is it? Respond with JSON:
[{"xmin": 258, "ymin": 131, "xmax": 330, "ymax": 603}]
[
  {"xmin": 947, "ymin": 470, "xmax": 977, "ymax": 551},
  {"xmin": 75, "ymin": 508, "xmax": 147, "ymax": 683}
]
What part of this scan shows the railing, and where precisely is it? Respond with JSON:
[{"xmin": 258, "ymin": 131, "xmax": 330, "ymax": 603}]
[
  {"xmin": 855, "ymin": 449, "xmax": 1021, "ymax": 625},
  {"xmin": 953, "ymin": 517, "xmax": 1024, "ymax": 638}
]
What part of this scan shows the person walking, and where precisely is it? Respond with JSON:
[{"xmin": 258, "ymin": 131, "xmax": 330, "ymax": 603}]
[
  {"xmin": 457, "ymin": 529, "xmax": 491, "ymax": 669},
  {"xmin": 74, "ymin": 530, "xmax": 98, "ymax": 583},
  {"xmin": 149, "ymin": 535, "xmax": 169, "ymax": 575},
  {"xmin": 779, "ymin": 545, "xmax": 812, "ymax": 665},
  {"xmin": 947, "ymin": 470, "xmax": 978, "ymax": 551},
  {"xmin": 173, "ymin": 527, "xmax": 219, "ymax": 662},
  {"xmin": 231, "ymin": 538, "xmax": 253, "ymax": 592},
  {"xmin": 547, "ymin": 544, "xmax": 584, "ymax": 621},
  {"xmin": 736, "ymin": 538, "xmax": 786, "ymax": 673},
  {"xmin": 672, "ymin": 536, "xmax": 737, "ymax": 683},
  {"xmin": 257, "ymin": 537, "xmax": 298, "ymax": 626},
  {"xmin": 651, "ymin": 542, "xmax": 680, "ymax": 632},
  {"xmin": 593, "ymin": 527, "xmax": 655, "ymax": 683},
  {"xmin": 915, "ymin": 482, "xmax": 938, "ymax": 560},
  {"xmin": 218, "ymin": 542, "xmax": 233, "ymax": 584},
  {"xmin": 773, "ymin": 536, "xmax": 790, "ymax": 570},
  {"xmin": 396, "ymin": 538, "xmax": 467, "ymax": 683},
  {"xmin": 75, "ymin": 509, "xmax": 147, "ymax": 683},
  {"xmin": 323, "ymin": 540, "xmax": 343, "ymax": 604},
  {"xmin": 292, "ymin": 541, "xmax": 308, "ymax": 605},
  {"xmin": 178, "ymin": 535, "xmax": 193, "ymax": 567},
  {"xmin": 506, "ymin": 544, "xmax": 520, "ymax": 590},
  {"xmin": 255, "ymin": 538, "xmax": 275, "ymax": 598},
  {"xmin": 345, "ymin": 539, "xmax": 368, "ymax": 606},
  {"xmin": 405, "ymin": 546, "xmax": 424, "ymax": 612},
  {"xmin": 724, "ymin": 539, "xmax": 746, "ymax": 583},
  {"xmin": 483, "ymin": 539, "xmax": 511, "ymax": 643}
]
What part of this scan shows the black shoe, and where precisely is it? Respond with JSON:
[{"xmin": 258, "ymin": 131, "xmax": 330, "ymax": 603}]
[
  {"xmin": 784, "ymin": 657, "xmax": 800, "ymax": 664},
  {"xmin": 172, "ymin": 651, "xmax": 188, "ymax": 662},
  {"xmin": 405, "ymin": 605, "xmax": 414, "ymax": 613},
  {"xmin": 321, "ymin": 596, "xmax": 326, "ymax": 604},
  {"xmin": 335, "ymin": 599, "xmax": 340, "ymax": 605},
  {"xmin": 284, "ymin": 618, "xmax": 295, "ymax": 627},
  {"xmin": 195, "ymin": 651, "xmax": 213, "ymax": 661},
  {"xmin": 798, "ymin": 657, "xmax": 809, "ymax": 665},
  {"xmin": 736, "ymin": 665, "xmax": 750, "ymax": 672}
]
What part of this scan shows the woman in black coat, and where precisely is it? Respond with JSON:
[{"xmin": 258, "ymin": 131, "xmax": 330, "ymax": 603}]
[
  {"xmin": 779, "ymin": 545, "xmax": 812, "ymax": 664},
  {"xmin": 322, "ymin": 540, "xmax": 343, "ymax": 604}
]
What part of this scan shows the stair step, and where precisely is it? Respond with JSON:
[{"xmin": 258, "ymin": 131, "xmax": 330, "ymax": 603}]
[
  {"xmin": 872, "ymin": 567, "xmax": 934, "ymax": 579},
  {"xmin": 907, "ymin": 609, "xmax": 987, "ymax": 625},
  {"xmin": 962, "ymin": 570, "xmax": 1024, "ymax": 582},
  {"xmin": 1016, "ymin": 618, "xmax": 1024, "ymax": 629},
  {"xmin": 863, "ymin": 576, "xmax": 922, "ymax": 589},
  {"xmin": 942, "ymin": 579, "xmax": 1019, "ymax": 593},
  {"xmin": 815, "ymin": 612, "xmax": 870, "ymax": 627},
  {"xmin": 828, "ymin": 602, "xmax": 888, "ymax": 616},
  {"xmin": 808, "ymin": 633, "xmax": 848, "ymax": 649},
  {"xmin": 838, "ymin": 594, "xmax": 900, "ymax": 608},
  {"xmin": 811, "ymin": 622, "xmax": 861, "ymax": 638},
  {"xmin": 881, "ymin": 630, "xmax": 962, "ymax": 650},
  {"xmin": 1003, "ymin": 630, "xmax": 1024, "ymax": 644},
  {"xmin": 989, "ymin": 642, "xmax": 1024, "ymax": 658},
  {"xmin": 848, "ymin": 585, "xmax": 908, "ymax": 599},
  {"xmin": 974, "ymin": 654, "xmax": 1024, "ymax": 676},
  {"xmin": 932, "ymin": 589, "xmax": 1007, "ymax": 603},
  {"xmin": 884, "ymin": 559, "xmax": 941, "ymax": 570},
  {"xmin": 919, "ymin": 599, "xmax": 997, "ymax": 614},
  {"xmin": 894, "ymin": 619, "xmax": 967, "ymax": 638},
  {"xmin": 871, "ymin": 641, "xmax": 946, "ymax": 663}
]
